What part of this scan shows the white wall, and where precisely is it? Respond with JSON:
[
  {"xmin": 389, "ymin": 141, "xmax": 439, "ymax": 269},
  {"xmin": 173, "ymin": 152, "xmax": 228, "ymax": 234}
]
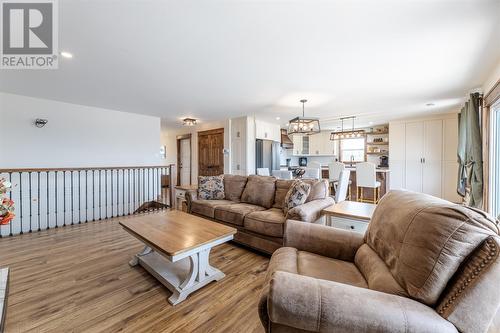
[
  {"xmin": 483, "ymin": 60, "xmax": 500, "ymax": 95},
  {"xmin": 0, "ymin": 92, "xmax": 162, "ymax": 168},
  {"xmin": 161, "ymin": 120, "xmax": 230, "ymax": 184}
]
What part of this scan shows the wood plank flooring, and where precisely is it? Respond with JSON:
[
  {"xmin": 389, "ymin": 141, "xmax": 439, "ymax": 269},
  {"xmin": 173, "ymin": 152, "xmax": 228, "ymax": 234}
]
[{"xmin": 0, "ymin": 214, "xmax": 269, "ymax": 333}]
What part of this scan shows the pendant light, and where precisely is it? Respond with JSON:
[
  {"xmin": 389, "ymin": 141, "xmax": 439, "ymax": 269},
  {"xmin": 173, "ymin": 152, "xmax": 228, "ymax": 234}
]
[
  {"xmin": 330, "ymin": 116, "xmax": 364, "ymax": 140},
  {"xmin": 287, "ymin": 99, "xmax": 321, "ymax": 136}
]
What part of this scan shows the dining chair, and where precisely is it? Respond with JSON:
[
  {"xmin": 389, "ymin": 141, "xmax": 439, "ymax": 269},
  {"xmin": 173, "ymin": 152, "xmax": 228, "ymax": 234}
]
[
  {"xmin": 271, "ymin": 170, "xmax": 293, "ymax": 180},
  {"xmin": 328, "ymin": 161, "xmax": 345, "ymax": 183},
  {"xmin": 256, "ymin": 168, "xmax": 270, "ymax": 176},
  {"xmin": 302, "ymin": 167, "xmax": 321, "ymax": 179},
  {"xmin": 356, "ymin": 162, "xmax": 381, "ymax": 203},
  {"xmin": 334, "ymin": 169, "xmax": 351, "ymax": 203},
  {"xmin": 308, "ymin": 161, "xmax": 322, "ymax": 170}
]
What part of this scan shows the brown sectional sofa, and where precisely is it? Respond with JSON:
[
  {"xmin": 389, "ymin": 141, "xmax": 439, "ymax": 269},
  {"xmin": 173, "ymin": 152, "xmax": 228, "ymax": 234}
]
[
  {"xmin": 185, "ymin": 175, "xmax": 335, "ymax": 254},
  {"xmin": 259, "ymin": 190, "xmax": 500, "ymax": 333}
]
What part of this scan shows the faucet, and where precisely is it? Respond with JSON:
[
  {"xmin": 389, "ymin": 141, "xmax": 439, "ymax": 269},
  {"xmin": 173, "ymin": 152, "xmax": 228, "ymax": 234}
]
[{"xmin": 350, "ymin": 155, "xmax": 355, "ymax": 167}]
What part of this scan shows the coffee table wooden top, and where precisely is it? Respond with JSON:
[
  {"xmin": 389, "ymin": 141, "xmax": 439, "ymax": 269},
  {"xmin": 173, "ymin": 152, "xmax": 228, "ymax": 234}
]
[
  {"xmin": 119, "ymin": 210, "xmax": 236, "ymax": 257},
  {"xmin": 322, "ymin": 201, "xmax": 376, "ymax": 221}
]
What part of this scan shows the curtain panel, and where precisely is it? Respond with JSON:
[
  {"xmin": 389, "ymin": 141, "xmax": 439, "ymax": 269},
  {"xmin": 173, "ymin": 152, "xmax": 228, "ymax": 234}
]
[{"xmin": 457, "ymin": 93, "xmax": 483, "ymax": 208}]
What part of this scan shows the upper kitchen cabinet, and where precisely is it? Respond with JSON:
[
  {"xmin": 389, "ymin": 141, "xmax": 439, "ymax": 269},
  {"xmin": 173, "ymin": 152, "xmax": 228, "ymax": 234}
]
[
  {"xmin": 292, "ymin": 131, "xmax": 336, "ymax": 156},
  {"xmin": 255, "ymin": 119, "xmax": 280, "ymax": 142}
]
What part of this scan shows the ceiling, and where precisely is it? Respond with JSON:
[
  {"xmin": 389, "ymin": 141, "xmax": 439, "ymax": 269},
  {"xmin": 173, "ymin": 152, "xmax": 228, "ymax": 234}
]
[{"xmin": 1, "ymin": 0, "xmax": 499, "ymax": 129}]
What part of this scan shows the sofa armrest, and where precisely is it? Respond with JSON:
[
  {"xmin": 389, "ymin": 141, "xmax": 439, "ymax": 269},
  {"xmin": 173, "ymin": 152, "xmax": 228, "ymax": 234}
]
[
  {"xmin": 185, "ymin": 190, "xmax": 197, "ymax": 213},
  {"xmin": 268, "ymin": 271, "xmax": 458, "ymax": 333},
  {"xmin": 284, "ymin": 220, "xmax": 364, "ymax": 261},
  {"xmin": 286, "ymin": 196, "xmax": 334, "ymax": 223}
]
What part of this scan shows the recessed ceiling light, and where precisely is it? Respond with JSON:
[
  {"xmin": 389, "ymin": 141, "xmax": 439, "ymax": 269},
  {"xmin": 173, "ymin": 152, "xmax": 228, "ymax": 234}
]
[
  {"xmin": 369, "ymin": 121, "xmax": 374, "ymax": 125},
  {"xmin": 276, "ymin": 117, "xmax": 280, "ymax": 120},
  {"xmin": 60, "ymin": 51, "xmax": 73, "ymax": 58},
  {"xmin": 426, "ymin": 103, "xmax": 435, "ymax": 107}
]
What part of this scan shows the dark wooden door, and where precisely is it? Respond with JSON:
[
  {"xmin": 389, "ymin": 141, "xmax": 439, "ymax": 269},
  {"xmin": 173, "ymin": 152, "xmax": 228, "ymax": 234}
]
[{"xmin": 198, "ymin": 128, "xmax": 224, "ymax": 176}]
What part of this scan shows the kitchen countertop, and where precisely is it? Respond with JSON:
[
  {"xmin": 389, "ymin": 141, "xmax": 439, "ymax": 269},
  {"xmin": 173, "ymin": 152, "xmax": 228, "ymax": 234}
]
[{"xmin": 282, "ymin": 165, "xmax": 390, "ymax": 172}]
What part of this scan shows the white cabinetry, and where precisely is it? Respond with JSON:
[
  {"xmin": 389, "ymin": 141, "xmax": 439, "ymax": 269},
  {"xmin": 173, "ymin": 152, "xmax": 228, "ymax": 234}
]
[
  {"xmin": 389, "ymin": 114, "xmax": 458, "ymax": 201},
  {"xmin": 255, "ymin": 119, "xmax": 280, "ymax": 142},
  {"xmin": 292, "ymin": 131, "xmax": 336, "ymax": 156},
  {"xmin": 230, "ymin": 116, "xmax": 256, "ymax": 176},
  {"xmin": 388, "ymin": 123, "xmax": 406, "ymax": 190}
]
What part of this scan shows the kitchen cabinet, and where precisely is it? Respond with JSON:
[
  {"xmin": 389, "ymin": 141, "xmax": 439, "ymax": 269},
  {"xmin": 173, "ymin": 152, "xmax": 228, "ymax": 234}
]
[
  {"xmin": 255, "ymin": 119, "xmax": 280, "ymax": 142},
  {"xmin": 389, "ymin": 114, "xmax": 459, "ymax": 202},
  {"xmin": 292, "ymin": 131, "xmax": 336, "ymax": 156},
  {"xmin": 309, "ymin": 131, "xmax": 335, "ymax": 155}
]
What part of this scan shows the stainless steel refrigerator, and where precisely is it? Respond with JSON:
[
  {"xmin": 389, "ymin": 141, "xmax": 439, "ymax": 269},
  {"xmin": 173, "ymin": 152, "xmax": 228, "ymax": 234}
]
[{"xmin": 255, "ymin": 139, "xmax": 281, "ymax": 174}]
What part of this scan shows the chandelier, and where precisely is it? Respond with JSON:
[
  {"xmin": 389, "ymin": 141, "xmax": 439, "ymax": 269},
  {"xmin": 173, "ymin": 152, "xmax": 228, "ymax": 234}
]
[
  {"xmin": 330, "ymin": 116, "xmax": 364, "ymax": 140},
  {"xmin": 287, "ymin": 99, "xmax": 321, "ymax": 135}
]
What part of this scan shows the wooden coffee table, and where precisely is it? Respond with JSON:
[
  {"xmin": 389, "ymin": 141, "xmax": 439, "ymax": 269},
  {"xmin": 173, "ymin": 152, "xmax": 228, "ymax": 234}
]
[{"xmin": 120, "ymin": 210, "xmax": 236, "ymax": 305}]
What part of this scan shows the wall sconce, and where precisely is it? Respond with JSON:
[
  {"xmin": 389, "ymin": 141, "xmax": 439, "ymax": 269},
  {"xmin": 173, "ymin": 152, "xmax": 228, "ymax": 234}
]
[{"xmin": 35, "ymin": 119, "xmax": 48, "ymax": 128}]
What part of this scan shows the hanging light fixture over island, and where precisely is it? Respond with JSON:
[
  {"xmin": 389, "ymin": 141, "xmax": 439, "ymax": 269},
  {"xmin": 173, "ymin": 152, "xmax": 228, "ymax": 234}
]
[
  {"xmin": 287, "ymin": 99, "xmax": 321, "ymax": 135},
  {"xmin": 330, "ymin": 116, "xmax": 364, "ymax": 140}
]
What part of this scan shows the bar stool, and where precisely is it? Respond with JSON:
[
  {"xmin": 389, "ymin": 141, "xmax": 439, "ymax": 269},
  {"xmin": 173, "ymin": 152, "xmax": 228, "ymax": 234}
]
[
  {"xmin": 334, "ymin": 169, "xmax": 351, "ymax": 203},
  {"xmin": 256, "ymin": 168, "xmax": 270, "ymax": 176},
  {"xmin": 356, "ymin": 162, "xmax": 381, "ymax": 203},
  {"xmin": 328, "ymin": 162, "xmax": 351, "ymax": 200}
]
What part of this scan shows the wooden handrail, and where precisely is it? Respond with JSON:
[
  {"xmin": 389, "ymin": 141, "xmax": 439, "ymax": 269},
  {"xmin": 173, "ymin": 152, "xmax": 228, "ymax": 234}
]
[{"xmin": 0, "ymin": 165, "xmax": 175, "ymax": 173}]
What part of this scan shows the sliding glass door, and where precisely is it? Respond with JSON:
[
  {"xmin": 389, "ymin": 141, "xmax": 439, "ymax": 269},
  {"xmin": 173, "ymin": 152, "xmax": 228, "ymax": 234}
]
[{"xmin": 491, "ymin": 100, "xmax": 500, "ymax": 218}]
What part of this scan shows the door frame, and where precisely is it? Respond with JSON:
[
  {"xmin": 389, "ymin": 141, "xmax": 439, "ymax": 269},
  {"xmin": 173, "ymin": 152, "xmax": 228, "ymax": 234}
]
[
  {"xmin": 176, "ymin": 133, "xmax": 192, "ymax": 186},
  {"xmin": 198, "ymin": 128, "xmax": 225, "ymax": 176}
]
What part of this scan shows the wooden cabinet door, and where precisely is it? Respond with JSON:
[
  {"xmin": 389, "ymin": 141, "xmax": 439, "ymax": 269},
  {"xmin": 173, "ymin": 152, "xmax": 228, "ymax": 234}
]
[{"xmin": 198, "ymin": 128, "xmax": 224, "ymax": 176}]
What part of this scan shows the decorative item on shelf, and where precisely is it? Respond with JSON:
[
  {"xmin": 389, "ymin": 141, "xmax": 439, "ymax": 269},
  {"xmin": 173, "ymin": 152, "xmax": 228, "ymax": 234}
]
[
  {"xmin": 182, "ymin": 118, "xmax": 197, "ymax": 126},
  {"xmin": 287, "ymin": 99, "xmax": 321, "ymax": 136},
  {"xmin": 373, "ymin": 137, "xmax": 384, "ymax": 143},
  {"xmin": 330, "ymin": 116, "xmax": 364, "ymax": 140}
]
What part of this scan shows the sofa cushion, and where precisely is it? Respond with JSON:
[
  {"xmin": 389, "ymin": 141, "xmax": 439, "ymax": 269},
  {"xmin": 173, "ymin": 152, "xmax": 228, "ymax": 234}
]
[
  {"xmin": 191, "ymin": 199, "xmax": 233, "ymax": 218},
  {"xmin": 298, "ymin": 251, "xmax": 368, "ymax": 289},
  {"xmin": 283, "ymin": 181, "xmax": 311, "ymax": 216},
  {"xmin": 264, "ymin": 247, "xmax": 367, "ymax": 289},
  {"xmin": 245, "ymin": 208, "xmax": 286, "ymax": 238},
  {"xmin": 241, "ymin": 175, "xmax": 276, "ymax": 209},
  {"xmin": 365, "ymin": 190, "xmax": 499, "ymax": 306},
  {"xmin": 198, "ymin": 175, "xmax": 225, "ymax": 200},
  {"xmin": 303, "ymin": 179, "xmax": 329, "ymax": 202},
  {"xmin": 224, "ymin": 174, "xmax": 248, "ymax": 202},
  {"xmin": 273, "ymin": 179, "xmax": 295, "ymax": 209},
  {"xmin": 214, "ymin": 203, "xmax": 265, "ymax": 226}
]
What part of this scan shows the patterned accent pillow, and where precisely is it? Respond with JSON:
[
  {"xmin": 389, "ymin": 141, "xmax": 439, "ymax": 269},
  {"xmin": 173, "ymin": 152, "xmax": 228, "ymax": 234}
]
[
  {"xmin": 283, "ymin": 180, "xmax": 311, "ymax": 216},
  {"xmin": 198, "ymin": 175, "xmax": 225, "ymax": 200}
]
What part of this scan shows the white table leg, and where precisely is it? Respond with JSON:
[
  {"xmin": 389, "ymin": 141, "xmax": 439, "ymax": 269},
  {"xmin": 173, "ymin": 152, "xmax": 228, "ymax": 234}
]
[
  {"xmin": 132, "ymin": 243, "xmax": 227, "ymax": 305},
  {"xmin": 129, "ymin": 246, "xmax": 152, "ymax": 266}
]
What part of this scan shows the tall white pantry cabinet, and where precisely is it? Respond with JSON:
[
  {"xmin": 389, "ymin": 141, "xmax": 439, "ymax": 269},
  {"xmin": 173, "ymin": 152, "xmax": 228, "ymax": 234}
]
[{"xmin": 389, "ymin": 113, "xmax": 461, "ymax": 203}]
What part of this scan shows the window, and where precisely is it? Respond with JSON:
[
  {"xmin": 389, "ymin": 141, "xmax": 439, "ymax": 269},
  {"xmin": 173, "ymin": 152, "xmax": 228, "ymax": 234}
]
[
  {"xmin": 340, "ymin": 137, "xmax": 365, "ymax": 162},
  {"xmin": 490, "ymin": 100, "xmax": 500, "ymax": 218}
]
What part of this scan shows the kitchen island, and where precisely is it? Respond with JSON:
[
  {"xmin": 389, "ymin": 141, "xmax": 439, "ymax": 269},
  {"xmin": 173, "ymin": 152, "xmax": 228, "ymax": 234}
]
[{"xmin": 321, "ymin": 166, "xmax": 390, "ymax": 202}]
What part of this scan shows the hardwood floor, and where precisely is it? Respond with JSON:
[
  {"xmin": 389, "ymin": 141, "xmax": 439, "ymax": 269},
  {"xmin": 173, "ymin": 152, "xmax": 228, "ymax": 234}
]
[{"xmin": 0, "ymin": 215, "xmax": 269, "ymax": 333}]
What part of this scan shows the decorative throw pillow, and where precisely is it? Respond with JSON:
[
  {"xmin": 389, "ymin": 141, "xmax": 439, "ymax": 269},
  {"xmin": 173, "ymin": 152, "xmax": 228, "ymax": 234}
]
[
  {"xmin": 198, "ymin": 175, "xmax": 225, "ymax": 200},
  {"xmin": 283, "ymin": 180, "xmax": 311, "ymax": 216}
]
